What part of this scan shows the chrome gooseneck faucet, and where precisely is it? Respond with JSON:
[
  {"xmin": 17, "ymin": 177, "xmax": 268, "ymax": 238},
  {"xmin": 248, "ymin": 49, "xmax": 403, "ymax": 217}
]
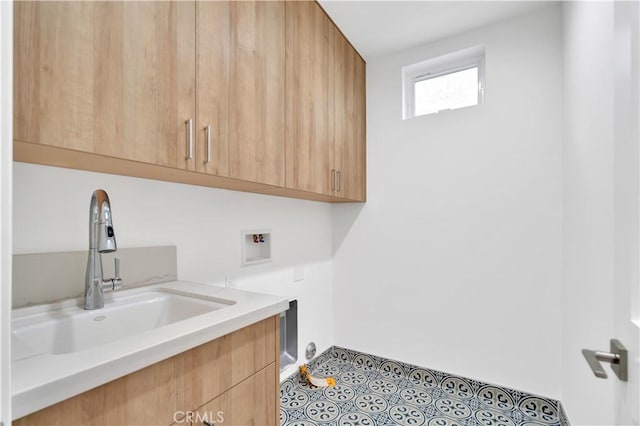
[{"xmin": 85, "ymin": 189, "xmax": 122, "ymax": 310}]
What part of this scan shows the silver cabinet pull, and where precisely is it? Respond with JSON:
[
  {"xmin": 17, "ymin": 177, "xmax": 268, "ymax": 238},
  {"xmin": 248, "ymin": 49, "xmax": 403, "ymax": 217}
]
[
  {"xmin": 331, "ymin": 169, "xmax": 336, "ymax": 191},
  {"xmin": 205, "ymin": 125, "xmax": 212, "ymax": 164},
  {"xmin": 185, "ymin": 119, "xmax": 193, "ymax": 160},
  {"xmin": 336, "ymin": 170, "xmax": 342, "ymax": 192},
  {"xmin": 582, "ymin": 339, "xmax": 627, "ymax": 381}
]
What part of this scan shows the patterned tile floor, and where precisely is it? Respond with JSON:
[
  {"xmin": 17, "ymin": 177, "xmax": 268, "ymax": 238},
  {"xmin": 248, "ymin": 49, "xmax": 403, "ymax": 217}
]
[{"xmin": 280, "ymin": 347, "xmax": 569, "ymax": 426}]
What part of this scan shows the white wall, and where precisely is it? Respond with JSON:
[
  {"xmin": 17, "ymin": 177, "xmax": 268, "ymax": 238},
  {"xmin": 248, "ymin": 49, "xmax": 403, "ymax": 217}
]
[
  {"xmin": 12, "ymin": 163, "xmax": 334, "ymax": 380},
  {"xmin": 562, "ymin": 3, "xmax": 616, "ymax": 423},
  {"xmin": 333, "ymin": 5, "xmax": 563, "ymax": 398},
  {"xmin": 0, "ymin": 1, "xmax": 12, "ymax": 423}
]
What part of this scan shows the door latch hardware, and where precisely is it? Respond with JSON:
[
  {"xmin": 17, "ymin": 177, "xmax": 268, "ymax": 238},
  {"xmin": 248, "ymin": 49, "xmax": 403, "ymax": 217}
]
[{"xmin": 582, "ymin": 339, "xmax": 627, "ymax": 381}]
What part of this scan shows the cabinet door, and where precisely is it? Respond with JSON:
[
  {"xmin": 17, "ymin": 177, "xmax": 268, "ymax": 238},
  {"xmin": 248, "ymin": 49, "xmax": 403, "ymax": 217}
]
[
  {"xmin": 14, "ymin": 1, "xmax": 196, "ymax": 170},
  {"xmin": 334, "ymin": 31, "xmax": 366, "ymax": 201},
  {"xmin": 12, "ymin": 356, "xmax": 178, "ymax": 426},
  {"xmin": 285, "ymin": 1, "xmax": 334, "ymax": 196},
  {"xmin": 192, "ymin": 364, "xmax": 276, "ymax": 426},
  {"xmin": 196, "ymin": 1, "xmax": 285, "ymax": 186}
]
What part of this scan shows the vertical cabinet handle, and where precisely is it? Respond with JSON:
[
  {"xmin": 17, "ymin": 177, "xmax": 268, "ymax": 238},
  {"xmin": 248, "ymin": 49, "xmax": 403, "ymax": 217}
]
[
  {"xmin": 185, "ymin": 119, "xmax": 193, "ymax": 160},
  {"xmin": 331, "ymin": 169, "xmax": 336, "ymax": 191},
  {"xmin": 336, "ymin": 171, "xmax": 342, "ymax": 192},
  {"xmin": 205, "ymin": 125, "xmax": 212, "ymax": 164}
]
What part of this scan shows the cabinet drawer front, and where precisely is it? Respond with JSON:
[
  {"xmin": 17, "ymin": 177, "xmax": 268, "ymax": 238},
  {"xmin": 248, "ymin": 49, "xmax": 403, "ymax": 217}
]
[
  {"xmin": 176, "ymin": 316, "xmax": 277, "ymax": 413},
  {"xmin": 192, "ymin": 363, "xmax": 277, "ymax": 426}
]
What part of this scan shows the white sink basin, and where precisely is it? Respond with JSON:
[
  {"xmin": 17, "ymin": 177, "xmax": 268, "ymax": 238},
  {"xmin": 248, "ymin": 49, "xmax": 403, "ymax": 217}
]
[
  {"xmin": 12, "ymin": 289, "xmax": 235, "ymax": 360},
  {"xmin": 11, "ymin": 281, "xmax": 289, "ymax": 420}
]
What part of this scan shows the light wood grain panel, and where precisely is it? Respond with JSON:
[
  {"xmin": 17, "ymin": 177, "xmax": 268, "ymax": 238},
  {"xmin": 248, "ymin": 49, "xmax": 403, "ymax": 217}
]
[
  {"xmin": 14, "ymin": 1, "xmax": 95, "ymax": 151},
  {"xmin": 14, "ymin": 1, "xmax": 195, "ymax": 169},
  {"xmin": 175, "ymin": 1, "xmax": 197, "ymax": 172},
  {"xmin": 13, "ymin": 357, "xmax": 176, "ymax": 426},
  {"xmin": 229, "ymin": 314, "xmax": 276, "ymax": 384},
  {"xmin": 197, "ymin": 1, "xmax": 285, "ymax": 186},
  {"xmin": 333, "ymin": 28, "xmax": 347, "ymax": 198},
  {"xmin": 85, "ymin": 356, "xmax": 176, "ymax": 426},
  {"xmin": 196, "ymin": 0, "xmax": 230, "ymax": 177},
  {"xmin": 194, "ymin": 364, "xmax": 277, "ymax": 426},
  {"xmin": 333, "ymin": 31, "xmax": 366, "ymax": 201},
  {"xmin": 285, "ymin": 0, "xmax": 334, "ymax": 196},
  {"xmin": 227, "ymin": 0, "xmax": 285, "ymax": 186},
  {"xmin": 176, "ymin": 317, "xmax": 276, "ymax": 414}
]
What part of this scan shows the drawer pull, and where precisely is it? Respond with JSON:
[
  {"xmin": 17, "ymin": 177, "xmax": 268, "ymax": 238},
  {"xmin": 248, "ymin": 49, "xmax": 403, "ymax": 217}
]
[
  {"xmin": 185, "ymin": 118, "xmax": 193, "ymax": 160},
  {"xmin": 205, "ymin": 125, "xmax": 212, "ymax": 164}
]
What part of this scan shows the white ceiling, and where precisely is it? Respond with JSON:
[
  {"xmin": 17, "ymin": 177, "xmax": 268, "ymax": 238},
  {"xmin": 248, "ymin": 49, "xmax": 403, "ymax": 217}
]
[{"xmin": 318, "ymin": 1, "xmax": 553, "ymax": 60}]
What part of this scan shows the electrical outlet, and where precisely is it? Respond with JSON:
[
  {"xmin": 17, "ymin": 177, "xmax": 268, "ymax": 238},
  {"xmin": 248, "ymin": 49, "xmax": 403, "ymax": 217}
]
[{"xmin": 225, "ymin": 275, "xmax": 235, "ymax": 289}]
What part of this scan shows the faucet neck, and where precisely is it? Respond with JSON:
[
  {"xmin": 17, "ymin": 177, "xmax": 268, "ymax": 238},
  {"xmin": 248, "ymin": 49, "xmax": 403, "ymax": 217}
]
[
  {"xmin": 85, "ymin": 189, "xmax": 119, "ymax": 310},
  {"xmin": 85, "ymin": 249, "xmax": 105, "ymax": 310},
  {"xmin": 89, "ymin": 190, "xmax": 116, "ymax": 252}
]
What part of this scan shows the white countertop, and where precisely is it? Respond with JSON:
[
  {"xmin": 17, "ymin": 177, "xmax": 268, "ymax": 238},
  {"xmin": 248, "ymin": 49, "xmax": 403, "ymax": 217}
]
[{"xmin": 11, "ymin": 281, "xmax": 289, "ymax": 420}]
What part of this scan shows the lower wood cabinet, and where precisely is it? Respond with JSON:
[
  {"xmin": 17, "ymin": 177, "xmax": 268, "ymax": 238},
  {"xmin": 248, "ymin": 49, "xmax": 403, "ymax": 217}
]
[
  {"xmin": 13, "ymin": 316, "xmax": 279, "ymax": 426},
  {"xmin": 191, "ymin": 364, "xmax": 276, "ymax": 426}
]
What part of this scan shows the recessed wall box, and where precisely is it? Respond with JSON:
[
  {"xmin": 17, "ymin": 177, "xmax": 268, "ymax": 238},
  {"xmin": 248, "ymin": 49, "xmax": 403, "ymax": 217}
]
[{"xmin": 241, "ymin": 229, "xmax": 271, "ymax": 266}]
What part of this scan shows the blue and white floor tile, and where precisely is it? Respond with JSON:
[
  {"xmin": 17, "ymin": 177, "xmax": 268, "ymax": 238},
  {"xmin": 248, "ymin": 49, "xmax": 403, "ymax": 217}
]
[{"xmin": 280, "ymin": 346, "xmax": 569, "ymax": 426}]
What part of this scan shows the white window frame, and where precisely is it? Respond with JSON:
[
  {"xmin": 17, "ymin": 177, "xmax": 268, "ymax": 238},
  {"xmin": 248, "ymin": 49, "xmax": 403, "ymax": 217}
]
[{"xmin": 402, "ymin": 45, "xmax": 486, "ymax": 120}]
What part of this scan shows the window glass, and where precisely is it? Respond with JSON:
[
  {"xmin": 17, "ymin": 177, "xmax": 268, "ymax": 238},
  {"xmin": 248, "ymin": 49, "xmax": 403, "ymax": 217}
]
[
  {"xmin": 402, "ymin": 46, "xmax": 485, "ymax": 120},
  {"xmin": 414, "ymin": 67, "xmax": 479, "ymax": 116}
]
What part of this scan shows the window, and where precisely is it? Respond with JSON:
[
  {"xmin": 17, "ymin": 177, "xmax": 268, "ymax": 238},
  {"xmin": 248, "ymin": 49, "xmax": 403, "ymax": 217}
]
[{"xmin": 403, "ymin": 46, "xmax": 485, "ymax": 119}]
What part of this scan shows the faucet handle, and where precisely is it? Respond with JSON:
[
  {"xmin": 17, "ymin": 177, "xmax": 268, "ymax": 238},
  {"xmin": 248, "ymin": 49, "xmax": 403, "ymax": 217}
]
[
  {"xmin": 104, "ymin": 257, "xmax": 123, "ymax": 292},
  {"xmin": 114, "ymin": 257, "xmax": 120, "ymax": 279}
]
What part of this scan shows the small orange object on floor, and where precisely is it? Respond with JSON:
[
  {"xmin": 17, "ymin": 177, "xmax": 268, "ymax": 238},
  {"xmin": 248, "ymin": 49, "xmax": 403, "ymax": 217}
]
[{"xmin": 299, "ymin": 364, "xmax": 336, "ymax": 387}]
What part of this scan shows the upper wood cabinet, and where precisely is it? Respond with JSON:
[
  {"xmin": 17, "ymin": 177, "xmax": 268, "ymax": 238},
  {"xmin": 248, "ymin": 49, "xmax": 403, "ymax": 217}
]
[
  {"xmin": 333, "ymin": 30, "xmax": 366, "ymax": 201},
  {"xmin": 14, "ymin": 0, "xmax": 365, "ymax": 203},
  {"xmin": 196, "ymin": 1, "xmax": 285, "ymax": 186},
  {"xmin": 285, "ymin": 1, "xmax": 335, "ymax": 196},
  {"xmin": 14, "ymin": 1, "xmax": 196, "ymax": 170},
  {"xmin": 285, "ymin": 1, "xmax": 366, "ymax": 201}
]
